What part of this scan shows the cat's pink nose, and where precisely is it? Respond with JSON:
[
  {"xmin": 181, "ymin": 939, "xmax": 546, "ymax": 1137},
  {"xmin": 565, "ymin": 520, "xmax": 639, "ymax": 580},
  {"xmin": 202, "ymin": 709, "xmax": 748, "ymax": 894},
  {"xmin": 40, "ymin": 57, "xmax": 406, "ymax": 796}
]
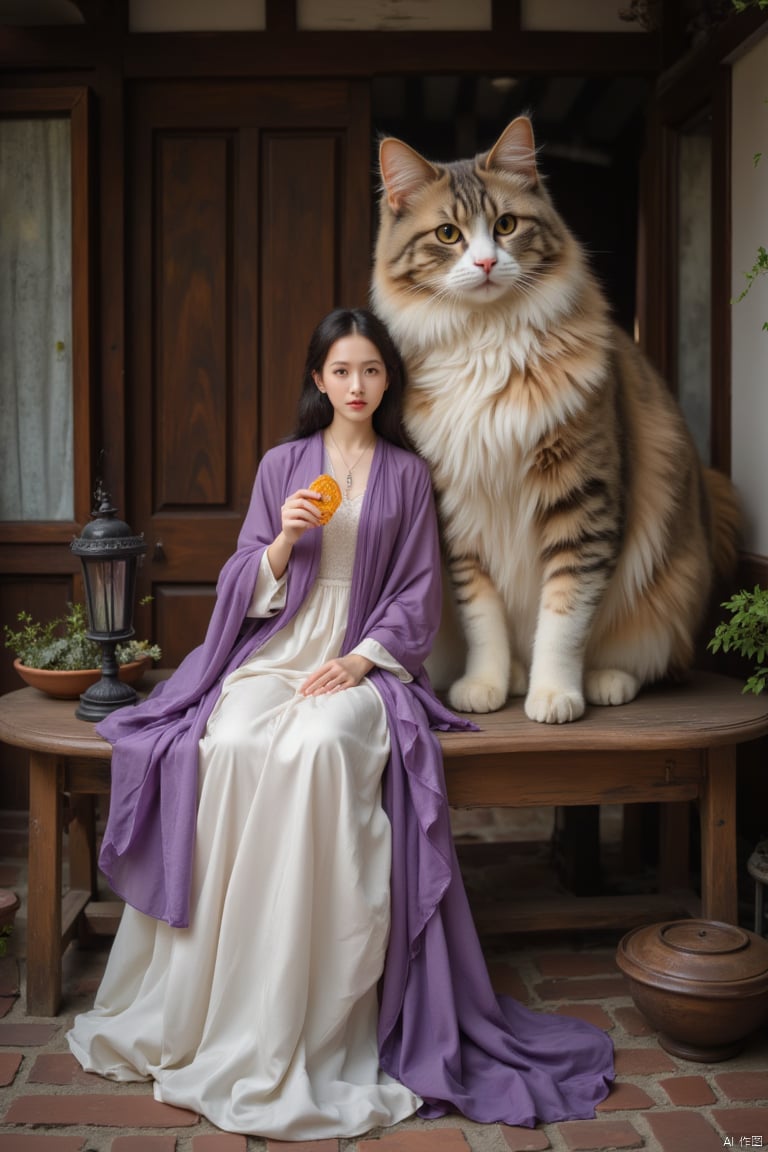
[{"xmin": 475, "ymin": 257, "xmax": 496, "ymax": 275}]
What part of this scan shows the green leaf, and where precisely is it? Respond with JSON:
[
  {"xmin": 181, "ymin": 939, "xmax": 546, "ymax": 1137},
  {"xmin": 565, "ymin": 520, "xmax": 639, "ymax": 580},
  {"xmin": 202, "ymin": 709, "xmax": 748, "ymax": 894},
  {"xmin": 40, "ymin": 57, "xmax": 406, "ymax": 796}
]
[{"xmin": 710, "ymin": 586, "xmax": 768, "ymax": 693}]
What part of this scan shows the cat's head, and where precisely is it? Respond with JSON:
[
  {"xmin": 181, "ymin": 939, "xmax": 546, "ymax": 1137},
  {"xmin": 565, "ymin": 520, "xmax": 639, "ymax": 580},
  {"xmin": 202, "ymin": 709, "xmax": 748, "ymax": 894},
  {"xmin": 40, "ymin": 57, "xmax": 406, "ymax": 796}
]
[{"xmin": 372, "ymin": 117, "xmax": 585, "ymax": 341}]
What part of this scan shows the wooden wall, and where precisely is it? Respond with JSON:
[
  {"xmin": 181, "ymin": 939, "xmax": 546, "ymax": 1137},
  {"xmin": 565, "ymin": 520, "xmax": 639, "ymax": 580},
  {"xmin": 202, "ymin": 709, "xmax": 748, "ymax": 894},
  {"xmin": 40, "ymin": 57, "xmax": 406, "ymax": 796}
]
[{"xmin": 0, "ymin": 0, "xmax": 766, "ymax": 814}]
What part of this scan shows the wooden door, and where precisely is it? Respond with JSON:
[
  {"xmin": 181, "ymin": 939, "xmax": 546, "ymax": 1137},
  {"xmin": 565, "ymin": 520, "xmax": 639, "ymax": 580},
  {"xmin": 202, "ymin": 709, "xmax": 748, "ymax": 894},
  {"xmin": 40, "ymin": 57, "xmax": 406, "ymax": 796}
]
[{"xmin": 128, "ymin": 80, "xmax": 371, "ymax": 667}]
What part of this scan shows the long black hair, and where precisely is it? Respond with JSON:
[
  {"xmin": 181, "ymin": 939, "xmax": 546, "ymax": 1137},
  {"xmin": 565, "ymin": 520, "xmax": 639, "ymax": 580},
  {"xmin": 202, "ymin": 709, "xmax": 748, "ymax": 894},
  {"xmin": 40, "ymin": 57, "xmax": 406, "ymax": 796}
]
[{"xmin": 288, "ymin": 307, "xmax": 411, "ymax": 449}]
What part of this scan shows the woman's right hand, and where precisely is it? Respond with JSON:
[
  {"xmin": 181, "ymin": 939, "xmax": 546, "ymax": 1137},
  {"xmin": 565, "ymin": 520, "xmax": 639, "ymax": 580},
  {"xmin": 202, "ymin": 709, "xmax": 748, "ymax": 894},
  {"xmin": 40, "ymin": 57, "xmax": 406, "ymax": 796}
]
[
  {"xmin": 279, "ymin": 488, "xmax": 324, "ymax": 545},
  {"xmin": 267, "ymin": 489, "xmax": 323, "ymax": 580}
]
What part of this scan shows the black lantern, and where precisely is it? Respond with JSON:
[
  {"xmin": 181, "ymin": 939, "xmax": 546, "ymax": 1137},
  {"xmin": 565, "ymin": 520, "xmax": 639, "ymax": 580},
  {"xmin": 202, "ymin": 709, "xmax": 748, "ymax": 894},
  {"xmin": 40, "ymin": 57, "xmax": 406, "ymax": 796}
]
[{"xmin": 71, "ymin": 484, "xmax": 147, "ymax": 722}]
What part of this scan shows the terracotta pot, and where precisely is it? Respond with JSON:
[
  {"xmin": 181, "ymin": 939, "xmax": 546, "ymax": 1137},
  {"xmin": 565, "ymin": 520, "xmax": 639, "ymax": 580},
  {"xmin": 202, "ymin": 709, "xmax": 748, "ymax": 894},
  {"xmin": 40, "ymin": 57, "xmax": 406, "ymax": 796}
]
[
  {"xmin": 0, "ymin": 890, "xmax": 20, "ymax": 931},
  {"xmin": 617, "ymin": 919, "xmax": 768, "ymax": 1061},
  {"xmin": 13, "ymin": 657, "xmax": 151, "ymax": 700}
]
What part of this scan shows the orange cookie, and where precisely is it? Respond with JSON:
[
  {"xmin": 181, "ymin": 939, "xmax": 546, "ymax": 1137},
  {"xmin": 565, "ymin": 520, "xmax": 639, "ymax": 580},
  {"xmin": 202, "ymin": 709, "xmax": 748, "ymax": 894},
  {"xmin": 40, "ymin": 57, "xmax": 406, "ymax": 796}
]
[{"xmin": 308, "ymin": 474, "xmax": 342, "ymax": 525}]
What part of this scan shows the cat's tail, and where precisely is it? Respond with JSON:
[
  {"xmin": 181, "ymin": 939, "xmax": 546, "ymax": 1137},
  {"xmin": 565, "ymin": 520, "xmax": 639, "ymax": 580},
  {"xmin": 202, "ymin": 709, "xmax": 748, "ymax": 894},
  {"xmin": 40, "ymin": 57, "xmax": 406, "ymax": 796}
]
[{"xmin": 703, "ymin": 467, "xmax": 742, "ymax": 585}]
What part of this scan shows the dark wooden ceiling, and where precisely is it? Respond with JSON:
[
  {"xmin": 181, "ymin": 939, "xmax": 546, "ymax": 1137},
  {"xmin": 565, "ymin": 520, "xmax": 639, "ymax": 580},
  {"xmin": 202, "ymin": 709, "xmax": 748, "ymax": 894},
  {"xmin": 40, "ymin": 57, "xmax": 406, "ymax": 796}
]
[{"xmin": 371, "ymin": 73, "xmax": 651, "ymax": 161}]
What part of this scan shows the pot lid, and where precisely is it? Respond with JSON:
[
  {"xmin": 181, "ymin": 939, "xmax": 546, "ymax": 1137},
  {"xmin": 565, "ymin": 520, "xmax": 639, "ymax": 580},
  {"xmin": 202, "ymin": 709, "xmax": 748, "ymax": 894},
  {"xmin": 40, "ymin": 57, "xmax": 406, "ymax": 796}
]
[{"xmin": 619, "ymin": 919, "xmax": 768, "ymax": 988}]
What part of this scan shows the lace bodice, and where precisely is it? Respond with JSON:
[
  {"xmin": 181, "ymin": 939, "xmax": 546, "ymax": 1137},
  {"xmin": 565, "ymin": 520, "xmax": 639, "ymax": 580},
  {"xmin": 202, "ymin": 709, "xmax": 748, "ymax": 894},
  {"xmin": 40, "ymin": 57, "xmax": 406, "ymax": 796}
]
[{"xmin": 317, "ymin": 491, "xmax": 364, "ymax": 582}]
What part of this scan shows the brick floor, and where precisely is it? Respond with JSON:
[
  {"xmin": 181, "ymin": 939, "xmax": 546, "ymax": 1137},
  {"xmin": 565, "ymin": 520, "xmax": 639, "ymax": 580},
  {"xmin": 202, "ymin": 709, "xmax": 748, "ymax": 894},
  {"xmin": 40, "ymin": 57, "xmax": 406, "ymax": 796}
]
[
  {"xmin": 112, "ymin": 1139, "xmax": 178, "ymax": 1152},
  {"xmin": 2, "ymin": 831, "xmax": 768, "ymax": 1152},
  {"xmin": 0, "ymin": 1054, "xmax": 21, "ymax": 1087},
  {"xmin": 532, "ymin": 976, "xmax": 629, "ymax": 1002},
  {"xmin": 265, "ymin": 1141, "xmax": 337, "ymax": 1152},
  {"xmin": 358, "ymin": 1133, "xmax": 470, "ymax": 1152},
  {"xmin": 595, "ymin": 1082, "xmax": 657, "ymax": 1113},
  {"xmin": 644, "ymin": 1110, "xmax": 726, "ymax": 1152},
  {"xmin": 0, "ymin": 1138, "xmax": 89, "ymax": 1151},
  {"xmin": 612, "ymin": 1049, "xmax": 677, "ymax": 1076},
  {"xmin": 658, "ymin": 1074, "xmax": 716, "ymax": 1106},
  {"xmin": 533, "ymin": 954, "xmax": 620, "ymax": 979},
  {"xmin": 558, "ymin": 1119, "xmax": 644, "ymax": 1150},
  {"xmin": 4, "ymin": 1094, "xmax": 200, "ymax": 1127},
  {"xmin": 195, "ymin": 1138, "xmax": 249, "ymax": 1152},
  {"xmin": 499, "ymin": 1124, "xmax": 552, "ymax": 1150},
  {"xmin": 555, "ymin": 1004, "xmax": 614, "ymax": 1030},
  {"xmin": 714, "ymin": 1069, "xmax": 768, "ymax": 1101},
  {"xmin": 712, "ymin": 1107, "xmax": 768, "ymax": 1140}
]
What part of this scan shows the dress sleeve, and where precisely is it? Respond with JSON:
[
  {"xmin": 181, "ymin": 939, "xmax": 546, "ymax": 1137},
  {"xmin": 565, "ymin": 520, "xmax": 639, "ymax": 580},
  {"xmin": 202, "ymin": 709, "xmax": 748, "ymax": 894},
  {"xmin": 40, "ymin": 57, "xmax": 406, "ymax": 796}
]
[
  {"xmin": 246, "ymin": 550, "xmax": 288, "ymax": 618},
  {"xmin": 351, "ymin": 638, "xmax": 413, "ymax": 683}
]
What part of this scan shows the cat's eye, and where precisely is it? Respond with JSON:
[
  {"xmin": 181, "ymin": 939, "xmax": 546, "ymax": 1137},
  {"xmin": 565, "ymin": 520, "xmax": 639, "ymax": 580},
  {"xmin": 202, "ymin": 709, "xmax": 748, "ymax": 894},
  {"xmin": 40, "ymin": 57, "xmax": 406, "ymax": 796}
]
[
  {"xmin": 436, "ymin": 224, "xmax": 462, "ymax": 245},
  {"xmin": 495, "ymin": 215, "xmax": 518, "ymax": 236}
]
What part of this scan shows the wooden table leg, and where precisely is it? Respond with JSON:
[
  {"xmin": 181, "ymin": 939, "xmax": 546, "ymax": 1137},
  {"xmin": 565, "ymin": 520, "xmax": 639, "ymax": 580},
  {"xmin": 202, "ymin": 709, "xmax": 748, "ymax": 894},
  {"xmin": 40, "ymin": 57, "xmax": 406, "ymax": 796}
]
[
  {"xmin": 699, "ymin": 744, "xmax": 737, "ymax": 924},
  {"xmin": 658, "ymin": 801, "xmax": 690, "ymax": 892},
  {"xmin": 27, "ymin": 750, "xmax": 62, "ymax": 1017},
  {"xmin": 68, "ymin": 794, "xmax": 97, "ymax": 896}
]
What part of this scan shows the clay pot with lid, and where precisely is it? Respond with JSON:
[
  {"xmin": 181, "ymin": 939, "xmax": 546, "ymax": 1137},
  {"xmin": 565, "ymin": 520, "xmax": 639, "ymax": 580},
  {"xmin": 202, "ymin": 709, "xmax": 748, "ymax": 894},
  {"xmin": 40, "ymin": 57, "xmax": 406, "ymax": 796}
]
[{"xmin": 616, "ymin": 919, "xmax": 768, "ymax": 1061}]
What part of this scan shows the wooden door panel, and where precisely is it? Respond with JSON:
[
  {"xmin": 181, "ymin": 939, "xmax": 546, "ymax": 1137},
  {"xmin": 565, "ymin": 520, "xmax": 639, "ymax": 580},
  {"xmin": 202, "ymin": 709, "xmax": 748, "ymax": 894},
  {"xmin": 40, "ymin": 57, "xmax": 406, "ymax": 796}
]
[
  {"xmin": 147, "ymin": 519, "xmax": 242, "ymax": 582},
  {"xmin": 260, "ymin": 132, "xmax": 340, "ymax": 448},
  {"xmin": 154, "ymin": 585, "xmax": 217, "ymax": 670},
  {"xmin": 129, "ymin": 81, "xmax": 370, "ymax": 663},
  {"xmin": 157, "ymin": 134, "xmax": 231, "ymax": 507}
]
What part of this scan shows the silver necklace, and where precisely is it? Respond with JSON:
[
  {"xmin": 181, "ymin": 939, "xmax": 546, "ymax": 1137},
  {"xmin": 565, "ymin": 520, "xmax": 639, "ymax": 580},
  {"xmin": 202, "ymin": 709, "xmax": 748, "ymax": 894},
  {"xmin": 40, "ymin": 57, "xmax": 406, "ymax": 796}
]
[{"xmin": 326, "ymin": 429, "xmax": 374, "ymax": 494}]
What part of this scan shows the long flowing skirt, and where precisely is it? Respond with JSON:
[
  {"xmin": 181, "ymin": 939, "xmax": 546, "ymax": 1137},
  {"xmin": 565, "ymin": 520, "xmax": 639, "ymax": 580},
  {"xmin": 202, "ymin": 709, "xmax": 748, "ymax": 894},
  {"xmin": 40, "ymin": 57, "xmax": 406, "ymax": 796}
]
[{"xmin": 68, "ymin": 578, "xmax": 422, "ymax": 1138}]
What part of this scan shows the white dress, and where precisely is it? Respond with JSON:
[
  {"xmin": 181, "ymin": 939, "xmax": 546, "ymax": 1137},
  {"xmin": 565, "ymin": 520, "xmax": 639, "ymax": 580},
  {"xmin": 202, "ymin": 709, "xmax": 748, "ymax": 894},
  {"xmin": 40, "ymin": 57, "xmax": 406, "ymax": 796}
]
[{"xmin": 67, "ymin": 484, "xmax": 423, "ymax": 1139}]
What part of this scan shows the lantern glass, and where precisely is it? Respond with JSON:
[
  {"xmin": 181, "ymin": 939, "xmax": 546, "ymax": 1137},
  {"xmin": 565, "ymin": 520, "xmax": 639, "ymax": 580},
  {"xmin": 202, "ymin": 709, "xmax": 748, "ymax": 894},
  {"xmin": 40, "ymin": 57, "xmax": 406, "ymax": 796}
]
[{"xmin": 82, "ymin": 555, "xmax": 137, "ymax": 637}]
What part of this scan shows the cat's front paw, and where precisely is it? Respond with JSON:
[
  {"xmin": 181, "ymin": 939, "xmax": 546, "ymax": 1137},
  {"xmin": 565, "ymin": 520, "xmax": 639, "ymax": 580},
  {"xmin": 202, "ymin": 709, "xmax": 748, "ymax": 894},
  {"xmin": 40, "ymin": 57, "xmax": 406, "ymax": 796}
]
[
  {"xmin": 448, "ymin": 676, "xmax": 508, "ymax": 714},
  {"xmin": 585, "ymin": 669, "xmax": 641, "ymax": 707},
  {"xmin": 525, "ymin": 686, "xmax": 585, "ymax": 724}
]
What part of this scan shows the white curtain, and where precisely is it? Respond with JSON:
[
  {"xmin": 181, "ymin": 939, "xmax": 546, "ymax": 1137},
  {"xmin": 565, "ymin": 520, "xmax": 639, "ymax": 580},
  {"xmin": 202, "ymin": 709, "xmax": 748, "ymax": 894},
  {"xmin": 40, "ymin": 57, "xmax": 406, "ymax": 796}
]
[{"xmin": 0, "ymin": 117, "xmax": 73, "ymax": 521}]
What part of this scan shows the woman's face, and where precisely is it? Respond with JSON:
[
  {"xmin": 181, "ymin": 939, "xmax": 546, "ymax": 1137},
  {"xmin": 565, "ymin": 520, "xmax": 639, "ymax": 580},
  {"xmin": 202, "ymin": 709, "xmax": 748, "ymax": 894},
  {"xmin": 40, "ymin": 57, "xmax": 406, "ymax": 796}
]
[{"xmin": 312, "ymin": 334, "xmax": 388, "ymax": 429}]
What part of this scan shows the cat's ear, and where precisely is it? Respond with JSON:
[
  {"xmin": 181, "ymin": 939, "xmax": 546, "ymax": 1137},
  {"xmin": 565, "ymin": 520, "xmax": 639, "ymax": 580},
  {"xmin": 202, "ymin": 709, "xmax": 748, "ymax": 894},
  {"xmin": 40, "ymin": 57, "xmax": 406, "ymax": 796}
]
[
  {"xmin": 379, "ymin": 138, "xmax": 439, "ymax": 212},
  {"xmin": 485, "ymin": 117, "xmax": 539, "ymax": 187}
]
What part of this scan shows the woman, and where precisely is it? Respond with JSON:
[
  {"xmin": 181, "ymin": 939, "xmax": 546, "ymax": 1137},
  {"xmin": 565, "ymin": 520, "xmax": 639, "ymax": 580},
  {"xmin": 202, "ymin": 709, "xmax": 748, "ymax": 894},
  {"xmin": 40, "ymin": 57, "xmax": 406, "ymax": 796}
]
[{"xmin": 68, "ymin": 308, "xmax": 613, "ymax": 1138}]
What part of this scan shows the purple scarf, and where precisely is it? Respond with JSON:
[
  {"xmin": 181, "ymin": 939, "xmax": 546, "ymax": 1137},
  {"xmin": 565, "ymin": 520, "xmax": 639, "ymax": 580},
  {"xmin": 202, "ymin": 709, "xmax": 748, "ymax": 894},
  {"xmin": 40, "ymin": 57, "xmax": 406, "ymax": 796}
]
[{"xmin": 97, "ymin": 432, "xmax": 613, "ymax": 1126}]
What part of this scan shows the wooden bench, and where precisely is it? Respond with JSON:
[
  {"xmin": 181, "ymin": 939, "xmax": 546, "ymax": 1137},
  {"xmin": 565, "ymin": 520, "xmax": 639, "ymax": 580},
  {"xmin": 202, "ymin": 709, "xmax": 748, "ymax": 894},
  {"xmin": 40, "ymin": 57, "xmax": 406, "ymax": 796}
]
[{"xmin": 1, "ymin": 670, "xmax": 768, "ymax": 1016}]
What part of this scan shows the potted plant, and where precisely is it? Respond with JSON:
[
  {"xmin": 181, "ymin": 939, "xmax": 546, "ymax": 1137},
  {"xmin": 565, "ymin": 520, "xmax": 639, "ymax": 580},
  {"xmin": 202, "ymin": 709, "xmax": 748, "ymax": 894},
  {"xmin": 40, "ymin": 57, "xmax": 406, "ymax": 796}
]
[
  {"xmin": 3, "ymin": 602, "xmax": 161, "ymax": 700},
  {"xmin": 708, "ymin": 585, "xmax": 768, "ymax": 696}
]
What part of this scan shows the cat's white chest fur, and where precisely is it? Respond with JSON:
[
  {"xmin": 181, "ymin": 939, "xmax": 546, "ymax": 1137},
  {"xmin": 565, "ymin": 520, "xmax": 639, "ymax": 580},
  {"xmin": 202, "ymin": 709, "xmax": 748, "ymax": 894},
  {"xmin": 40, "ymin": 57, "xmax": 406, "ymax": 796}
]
[{"xmin": 405, "ymin": 342, "xmax": 542, "ymax": 655}]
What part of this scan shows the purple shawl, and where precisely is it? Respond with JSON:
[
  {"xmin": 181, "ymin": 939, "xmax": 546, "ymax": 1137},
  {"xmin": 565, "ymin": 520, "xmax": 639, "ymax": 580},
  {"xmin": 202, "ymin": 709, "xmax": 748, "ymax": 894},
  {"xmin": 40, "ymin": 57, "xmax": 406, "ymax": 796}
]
[{"xmin": 97, "ymin": 431, "xmax": 613, "ymax": 1127}]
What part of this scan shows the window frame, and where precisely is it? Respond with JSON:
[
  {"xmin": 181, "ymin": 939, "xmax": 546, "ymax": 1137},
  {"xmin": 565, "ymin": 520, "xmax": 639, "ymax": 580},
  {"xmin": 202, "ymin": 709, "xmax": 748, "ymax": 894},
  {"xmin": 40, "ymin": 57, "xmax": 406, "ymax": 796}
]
[{"xmin": 0, "ymin": 86, "xmax": 92, "ymax": 542}]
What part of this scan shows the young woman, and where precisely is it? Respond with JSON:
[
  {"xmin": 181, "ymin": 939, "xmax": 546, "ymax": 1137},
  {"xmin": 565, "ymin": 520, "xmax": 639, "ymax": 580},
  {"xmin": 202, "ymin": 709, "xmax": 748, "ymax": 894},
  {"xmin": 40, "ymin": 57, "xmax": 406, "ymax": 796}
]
[{"xmin": 68, "ymin": 308, "xmax": 613, "ymax": 1139}]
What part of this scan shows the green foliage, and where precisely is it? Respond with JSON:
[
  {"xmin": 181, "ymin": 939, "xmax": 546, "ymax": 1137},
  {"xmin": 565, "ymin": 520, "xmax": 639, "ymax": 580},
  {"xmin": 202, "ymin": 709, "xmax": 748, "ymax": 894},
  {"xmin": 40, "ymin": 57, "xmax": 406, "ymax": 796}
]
[
  {"xmin": 709, "ymin": 585, "xmax": 768, "ymax": 694},
  {"xmin": 732, "ymin": 0, "xmax": 768, "ymax": 10},
  {"xmin": 735, "ymin": 245, "xmax": 768, "ymax": 331},
  {"xmin": 3, "ymin": 603, "xmax": 161, "ymax": 671}
]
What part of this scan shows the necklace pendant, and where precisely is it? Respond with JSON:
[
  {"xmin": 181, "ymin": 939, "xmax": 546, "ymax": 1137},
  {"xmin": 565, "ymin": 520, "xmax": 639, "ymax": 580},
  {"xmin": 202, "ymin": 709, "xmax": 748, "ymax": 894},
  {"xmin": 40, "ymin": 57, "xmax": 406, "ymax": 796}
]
[{"xmin": 345, "ymin": 472, "xmax": 353, "ymax": 490}]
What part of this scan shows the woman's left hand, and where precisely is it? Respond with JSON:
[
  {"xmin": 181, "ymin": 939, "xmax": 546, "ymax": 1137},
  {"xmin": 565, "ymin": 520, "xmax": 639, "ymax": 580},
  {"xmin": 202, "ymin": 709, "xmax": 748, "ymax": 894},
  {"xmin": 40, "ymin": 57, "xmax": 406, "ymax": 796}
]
[{"xmin": 299, "ymin": 654, "xmax": 374, "ymax": 696}]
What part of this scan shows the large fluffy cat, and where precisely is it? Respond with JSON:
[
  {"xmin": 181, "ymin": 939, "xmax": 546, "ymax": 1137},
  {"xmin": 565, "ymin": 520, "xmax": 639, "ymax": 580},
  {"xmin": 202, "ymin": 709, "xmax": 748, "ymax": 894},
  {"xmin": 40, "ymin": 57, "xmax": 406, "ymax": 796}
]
[{"xmin": 372, "ymin": 116, "xmax": 740, "ymax": 723}]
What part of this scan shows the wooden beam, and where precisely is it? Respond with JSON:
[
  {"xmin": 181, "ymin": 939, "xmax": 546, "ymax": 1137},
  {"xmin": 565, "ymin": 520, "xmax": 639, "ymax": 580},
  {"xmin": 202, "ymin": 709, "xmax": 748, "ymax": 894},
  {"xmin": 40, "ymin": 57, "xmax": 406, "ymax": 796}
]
[
  {"xmin": 122, "ymin": 31, "xmax": 662, "ymax": 78},
  {"xmin": 266, "ymin": 0, "xmax": 296, "ymax": 34},
  {"xmin": 0, "ymin": 25, "xmax": 100, "ymax": 68},
  {"xmin": 491, "ymin": 0, "xmax": 520, "ymax": 37},
  {"xmin": 68, "ymin": 0, "xmax": 105, "ymax": 23},
  {"xmin": 0, "ymin": 25, "xmax": 662, "ymax": 74}
]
